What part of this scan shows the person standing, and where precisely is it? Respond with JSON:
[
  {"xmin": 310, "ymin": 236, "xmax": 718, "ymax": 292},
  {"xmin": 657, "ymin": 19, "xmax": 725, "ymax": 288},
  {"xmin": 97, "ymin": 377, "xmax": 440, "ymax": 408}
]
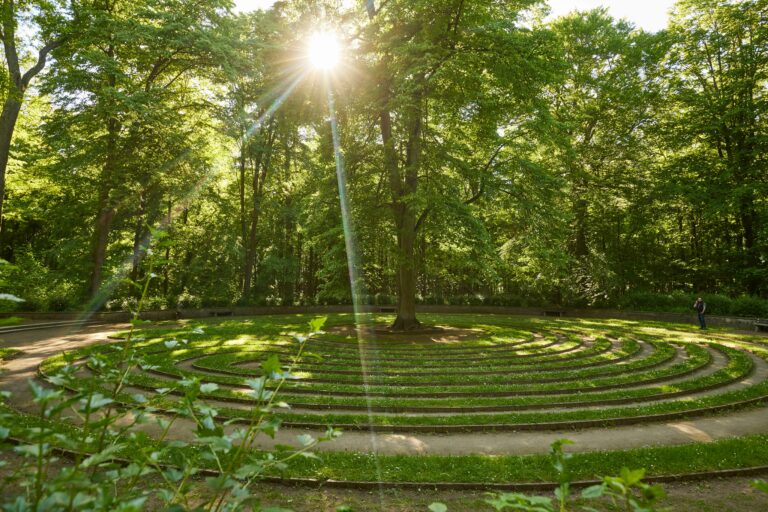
[{"xmin": 693, "ymin": 297, "xmax": 707, "ymax": 330}]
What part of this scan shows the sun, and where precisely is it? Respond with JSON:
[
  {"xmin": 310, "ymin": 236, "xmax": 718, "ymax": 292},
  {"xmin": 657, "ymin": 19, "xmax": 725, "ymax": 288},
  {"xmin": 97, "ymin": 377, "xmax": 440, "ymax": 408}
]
[{"xmin": 307, "ymin": 30, "xmax": 341, "ymax": 71}]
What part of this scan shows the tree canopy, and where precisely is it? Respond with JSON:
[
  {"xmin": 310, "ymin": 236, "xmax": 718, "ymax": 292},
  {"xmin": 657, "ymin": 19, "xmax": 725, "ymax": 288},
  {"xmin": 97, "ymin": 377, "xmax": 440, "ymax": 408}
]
[{"xmin": 0, "ymin": 0, "xmax": 766, "ymax": 320}]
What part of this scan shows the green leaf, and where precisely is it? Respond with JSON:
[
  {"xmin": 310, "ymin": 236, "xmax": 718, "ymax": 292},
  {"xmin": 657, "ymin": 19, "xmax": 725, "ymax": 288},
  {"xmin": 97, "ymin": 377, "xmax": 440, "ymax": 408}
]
[
  {"xmin": 81, "ymin": 444, "xmax": 126, "ymax": 468},
  {"xmin": 261, "ymin": 354, "xmax": 282, "ymax": 376},
  {"xmin": 581, "ymin": 484, "xmax": 605, "ymax": 499},
  {"xmin": 245, "ymin": 377, "xmax": 266, "ymax": 398},
  {"xmin": 428, "ymin": 503, "xmax": 447, "ymax": 512},
  {"xmin": 200, "ymin": 383, "xmax": 219, "ymax": 393},
  {"xmin": 297, "ymin": 434, "xmax": 314, "ymax": 447},
  {"xmin": 620, "ymin": 467, "xmax": 645, "ymax": 486},
  {"xmin": 308, "ymin": 316, "xmax": 327, "ymax": 333}
]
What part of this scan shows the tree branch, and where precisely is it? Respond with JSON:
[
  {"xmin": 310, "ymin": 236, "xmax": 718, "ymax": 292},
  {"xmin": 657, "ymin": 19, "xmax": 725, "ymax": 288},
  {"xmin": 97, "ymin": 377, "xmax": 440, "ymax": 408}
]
[
  {"xmin": 414, "ymin": 205, "xmax": 432, "ymax": 233},
  {"xmin": 21, "ymin": 36, "xmax": 67, "ymax": 90},
  {"xmin": 464, "ymin": 143, "xmax": 504, "ymax": 204}
]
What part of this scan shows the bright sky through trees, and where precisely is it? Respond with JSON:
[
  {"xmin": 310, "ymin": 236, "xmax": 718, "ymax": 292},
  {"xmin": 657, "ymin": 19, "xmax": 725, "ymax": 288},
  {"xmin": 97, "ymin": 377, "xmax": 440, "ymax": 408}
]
[
  {"xmin": 233, "ymin": 0, "xmax": 675, "ymax": 32},
  {"xmin": 547, "ymin": 0, "xmax": 675, "ymax": 32}
]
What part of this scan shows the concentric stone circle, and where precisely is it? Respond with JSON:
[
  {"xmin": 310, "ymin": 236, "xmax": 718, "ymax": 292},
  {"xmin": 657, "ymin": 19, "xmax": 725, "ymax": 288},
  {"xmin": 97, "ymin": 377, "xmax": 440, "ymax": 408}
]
[{"xmin": 36, "ymin": 314, "xmax": 768, "ymax": 437}]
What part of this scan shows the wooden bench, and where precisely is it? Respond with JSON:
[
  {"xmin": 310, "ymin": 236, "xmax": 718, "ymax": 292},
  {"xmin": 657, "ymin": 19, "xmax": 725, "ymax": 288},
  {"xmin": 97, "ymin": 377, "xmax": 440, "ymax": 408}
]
[
  {"xmin": 755, "ymin": 321, "xmax": 768, "ymax": 333},
  {"xmin": 544, "ymin": 310, "xmax": 565, "ymax": 317}
]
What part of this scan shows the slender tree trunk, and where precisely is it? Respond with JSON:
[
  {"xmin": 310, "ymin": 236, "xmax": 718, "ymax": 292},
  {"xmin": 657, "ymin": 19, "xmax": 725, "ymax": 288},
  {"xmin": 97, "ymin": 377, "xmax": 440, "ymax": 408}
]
[
  {"xmin": 239, "ymin": 143, "xmax": 247, "ymax": 248},
  {"xmin": 242, "ymin": 126, "xmax": 275, "ymax": 301},
  {"xmin": 89, "ymin": 188, "xmax": 115, "ymax": 296},
  {"xmin": 179, "ymin": 208, "xmax": 192, "ymax": 292},
  {"xmin": 163, "ymin": 200, "xmax": 171, "ymax": 296},
  {"xmin": 130, "ymin": 193, "xmax": 147, "ymax": 283}
]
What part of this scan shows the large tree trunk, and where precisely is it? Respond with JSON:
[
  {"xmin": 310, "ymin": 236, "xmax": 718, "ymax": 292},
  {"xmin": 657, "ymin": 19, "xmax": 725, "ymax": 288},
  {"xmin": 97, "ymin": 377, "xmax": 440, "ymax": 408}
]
[
  {"xmin": 0, "ymin": 97, "xmax": 21, "ymax": 242},
  {"xmin": 88, "ymin": 114, "xmax": 119, "ymax": 297},
  {"xmin": 392, "ymin": 207, "xmax": 420, "ymax": 330},
  {"xmin": 389, "ymin": 89, "xmax": 423, "ymax": 331}
]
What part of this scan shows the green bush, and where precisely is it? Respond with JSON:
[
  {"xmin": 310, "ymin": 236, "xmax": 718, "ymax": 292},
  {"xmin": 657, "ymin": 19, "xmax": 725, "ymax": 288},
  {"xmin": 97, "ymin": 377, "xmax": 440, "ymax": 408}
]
[
  {"xmin": 46, "ymin": 294, "xmax": 71, "ymax": 312},
  {"xmin": 142, "ymin": 296, "xmax": 168, "ymax": 311},
  {"xmin": 201, "ymin": 296, "xmax": 232, "ymax": 308},
  {"xmin": 618, "ymin": 291, "xmax": 668, "ymax": 311},
  {"xmin": 700, "ymin": 293, "xmax": 733, "ymax": 316},
  {"xmin": 730, "ymin": 296, "xmax": 768, "ymax": 318},
  {"xmin": 374, "ymin": 293, "xmax": 394, "ymax": 305}
]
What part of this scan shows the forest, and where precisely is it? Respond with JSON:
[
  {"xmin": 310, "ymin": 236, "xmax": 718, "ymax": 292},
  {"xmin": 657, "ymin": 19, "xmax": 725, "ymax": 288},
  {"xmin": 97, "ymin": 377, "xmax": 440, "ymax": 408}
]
[{"xmin": 0, "ymin": 0, "xmax": 766, "ymax": 325}]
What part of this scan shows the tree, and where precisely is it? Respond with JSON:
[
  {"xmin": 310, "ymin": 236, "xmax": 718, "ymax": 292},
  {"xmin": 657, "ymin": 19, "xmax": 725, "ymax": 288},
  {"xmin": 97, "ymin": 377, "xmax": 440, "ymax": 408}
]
[
  {"xmin": 541, "ymin": 10, "xmax": 667, "ymax": 303},
  {"xmin": 0, "ymin": 0, "xmax": 67, "ymax": 239},
  {"xmin": 42, "ymin": 0, "xmax": 234, "ymax": 298},
  {"xmin": 664, "ymin": 0, "xmax": 767, "ymax": 294},
  {"xmin": 362, "ymin": 0, "xmax": 545, "ymax": 329}
]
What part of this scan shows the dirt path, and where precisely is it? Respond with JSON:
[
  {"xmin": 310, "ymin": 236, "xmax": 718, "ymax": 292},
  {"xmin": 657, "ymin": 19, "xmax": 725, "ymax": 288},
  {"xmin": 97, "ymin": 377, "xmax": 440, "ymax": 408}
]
[{"xmin": 2, "ymin": 325, "xmax": 768, "ymax": 457}]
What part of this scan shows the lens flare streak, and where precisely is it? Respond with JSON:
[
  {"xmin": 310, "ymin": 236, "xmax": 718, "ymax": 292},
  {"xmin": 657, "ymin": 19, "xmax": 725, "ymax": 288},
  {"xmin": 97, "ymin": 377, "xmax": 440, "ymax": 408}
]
[{"xmin": 327, "ymin": 83, "xmax": 386, "ymax": 497}]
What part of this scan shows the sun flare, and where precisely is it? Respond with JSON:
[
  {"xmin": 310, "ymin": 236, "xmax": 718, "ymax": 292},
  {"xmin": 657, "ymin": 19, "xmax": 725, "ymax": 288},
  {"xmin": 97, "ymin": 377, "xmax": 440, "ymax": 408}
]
[{"xmin": 307, "ymin": 30, "xmax": 341, "ymax": 70}]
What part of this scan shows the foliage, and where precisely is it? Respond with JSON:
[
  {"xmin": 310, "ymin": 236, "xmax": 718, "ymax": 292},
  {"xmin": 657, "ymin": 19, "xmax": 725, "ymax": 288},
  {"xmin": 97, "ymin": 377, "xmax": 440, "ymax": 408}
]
[
  {"xmin": 0, "ymin": 248, "xmax": 335, "ymax": 510},
  {"xmin": 0, "ymin": 0, "xmax": 764, "ymax": 313},
  {"xmin": 485, "ymin": 440, "xmax": 664, "ymax": 511}
]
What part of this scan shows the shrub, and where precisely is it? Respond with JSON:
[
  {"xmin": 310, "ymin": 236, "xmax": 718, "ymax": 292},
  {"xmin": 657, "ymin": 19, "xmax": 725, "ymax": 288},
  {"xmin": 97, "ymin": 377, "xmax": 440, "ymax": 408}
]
[
  {"xmin": 142, "ymin": 296, "xmax": 168, "ymax": 311},
  {"xmin": 46, "ymin": 294, "xmax": 71, "ymax": 312},
  {"xmin": 700, "ymin": 293, "xmax": 733, "ymax": 316},
  {"xmin": 201, "ymin": 296, "xmax": 231, "ymax": 308},
  {"xmin": 730, "ymin": 296, "xmax": 768, "ymax": 318}
]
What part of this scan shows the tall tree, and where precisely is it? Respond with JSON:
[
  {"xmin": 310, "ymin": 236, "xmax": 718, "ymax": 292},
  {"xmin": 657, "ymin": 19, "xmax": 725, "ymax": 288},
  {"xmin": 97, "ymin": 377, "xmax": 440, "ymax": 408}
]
[
  {"xmin": 43, "ymin": 0, "xmax": 234, "ymax": 297},
  {"xmin": 362, "ymin": 0, "xmax": 544, "ymax": 329},
  {"xmin": 544, "ymin": 10, "xmax": 664, "ymax": 303},
  {"xmin": 664, "ymin": 0, "xmax": 767, "ymax": 294},
  {"xmin": 0, "ymin": 0, "xmax": 67, "ymax": 238}
]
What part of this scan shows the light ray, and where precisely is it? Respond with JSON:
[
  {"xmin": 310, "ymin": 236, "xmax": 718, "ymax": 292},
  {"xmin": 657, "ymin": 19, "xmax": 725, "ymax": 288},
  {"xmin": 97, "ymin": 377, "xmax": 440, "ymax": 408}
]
[
  {"xmin": 327, "ymin": 80, "xmax": 386, "ymax": 501},
  {"xmin": 77, "ymin": 69, "xmax": 309, "ymax": 325}
]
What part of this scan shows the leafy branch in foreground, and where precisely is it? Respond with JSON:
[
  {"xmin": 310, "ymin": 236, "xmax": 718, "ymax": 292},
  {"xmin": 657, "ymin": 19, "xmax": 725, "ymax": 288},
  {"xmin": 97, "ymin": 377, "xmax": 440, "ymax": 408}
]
[
  {"xmin": 0, "ymin": 238, "xmax": 335, "ymax": 511},
  {"xmin": 482, "ymin": 439, "xmax": 665, "ymax": 512}
]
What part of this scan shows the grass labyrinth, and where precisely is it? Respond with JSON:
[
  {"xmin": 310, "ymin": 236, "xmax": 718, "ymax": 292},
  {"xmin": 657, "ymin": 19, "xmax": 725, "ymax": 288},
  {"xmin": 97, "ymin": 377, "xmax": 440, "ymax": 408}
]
[{"xmin": 34, "ymin": 313, "xmax": 768, "ymax": 483}]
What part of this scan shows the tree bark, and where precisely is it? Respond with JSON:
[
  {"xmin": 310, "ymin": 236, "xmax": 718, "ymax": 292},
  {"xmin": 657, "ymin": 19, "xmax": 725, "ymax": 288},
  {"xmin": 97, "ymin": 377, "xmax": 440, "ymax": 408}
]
[
  {"xmin": 88, "ymin": 85, "xmax": 120, "ymax": 297},
  {"xmin": 89, "ymin": 187, "xmax": 115, "ymax": 296},
  {"xmin": 0, "ymin": 97, "xmax": 21, "ymax": 233},
  {"xmin": 389, "ymin": 87, "xmax": 424, "ymax": 330},
  {"xmin": 241, "ymin": 125, "xmax": 275, "ymax": 302},
  {"xmin": 392, "ymin": 206, "xmax": 420, "ymax": 330}
]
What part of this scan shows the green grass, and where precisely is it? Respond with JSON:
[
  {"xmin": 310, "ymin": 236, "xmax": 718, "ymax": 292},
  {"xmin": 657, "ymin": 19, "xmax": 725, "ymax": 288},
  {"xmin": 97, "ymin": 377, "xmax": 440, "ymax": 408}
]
[
  {"xmin": 1, "ymin": 399, "xmax": 767, "ymax": 484},
  {"xmin": 0, "ymin": 316, "xmax": 23, "ymax": 327},
  {"xmin": 280, "ymin": 434, "xmax": 768, "ymax": 483},
  {"xmin": 0, "ymin": 348, "xmax": 20, "ymax": 361},
  {"xmin": 7, "ymin": 313, "xmax": 768, "ymax": 488},
  {"xmin": 37, "ymin": 314, "xmax": 767, "ymax": 428}
]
